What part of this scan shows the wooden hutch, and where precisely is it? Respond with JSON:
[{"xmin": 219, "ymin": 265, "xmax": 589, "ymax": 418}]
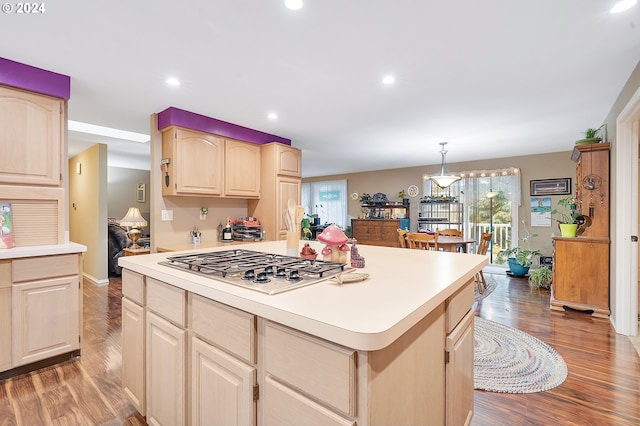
[{"xmin": 551, "ymin": 142, "xmax": 610, "ymax": 318}]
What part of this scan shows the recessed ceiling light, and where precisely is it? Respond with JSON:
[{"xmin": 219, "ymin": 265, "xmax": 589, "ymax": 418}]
[
  {"xmin": 285, "ymin": 0, "xmax": 303, "ymax": 10},
  {"xmin": 68, "ymin": 120, "xmax": 150, "ymax": 143},
  {"xmin": 611, "ymin": 0, "xmax": 637, "ymax": 13},
  {"xmin": 382, "ymin": 75, "xmax": 396, "ymax": 85},
  {"xmin": 268, "ymin": 113, "xmax": 278, "ymax": 120},
  {"xmin": 166, "ymin": 77, "xmax": 180, "ymax": 86}
]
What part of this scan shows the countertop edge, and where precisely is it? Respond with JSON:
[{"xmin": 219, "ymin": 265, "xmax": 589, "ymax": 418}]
[{"xmin": 0, "ymin": 242, "xmax": 87, "ymax": 259}]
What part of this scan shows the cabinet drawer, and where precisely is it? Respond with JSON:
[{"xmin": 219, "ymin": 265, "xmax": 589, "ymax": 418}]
[
  {"xmin": 122, "ymin": 269, "xmax": 145, "ymax": 305},
  {"xmin": 146, "ymin": 277, "xmax": 186, "ymax": 327},
  {"xmin": 190, "ymin": 294, "xmax": 256, "ymax": 364},
  {"xmin": 264, "ymin": 322, "xmax": 356, "ymax": 417},
  {"xmin": 263, "ymin": 376, "xmax": 355, "ymax": 426},
  {"xmin": 12, "ymin": 254, "xmax": 78, "ymax": 283},
  {"xmin": 445, "ymin": 280, "xmax": 474, "ymax": 333}
]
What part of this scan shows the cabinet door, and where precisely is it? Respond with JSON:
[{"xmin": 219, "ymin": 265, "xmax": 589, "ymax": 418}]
[
  {"xmin": 122, "ymin": 297, "xmax": 145, "ymax": 415},
  {"xmin": 12, "ymin": 276, "xmax": 79, "ymax": 366},
  {"xmin": 445, "ymin": 310, "xmax": 474, "ymax": 426},
  {"xmin": 225, "ymin": 139, "xmax": 260, "ymax": 198},
  {"xmin": 275, "ymin": 144, "xmax": 301, "ymax": 177},
  {"xmin": 0, "ymin": 86, "xmax": 62, "ymax": 186},
  {"xmin": 276, "ymin": 178, "xmax": 301, "ymax": 239},
  {"xmin": 146, "ymin": 311, "xmax": 186, "ymax": 426},
  {"xmin": 163, "ymin": 127, "xmax": 224, "ymax": 196},
  {"xmin": 191, "ymin": 337, "xmax": 256, "ymax": 426}
]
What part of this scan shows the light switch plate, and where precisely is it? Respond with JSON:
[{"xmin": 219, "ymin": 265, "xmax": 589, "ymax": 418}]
[{"xmin": 161, "ymin": 210, "xmax": 173, "ymax": 221}]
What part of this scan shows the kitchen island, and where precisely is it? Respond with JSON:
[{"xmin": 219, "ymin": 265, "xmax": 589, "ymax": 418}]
[{"xmin": 119, "ymin": 240, "xmax": 487, "ymax": 426}]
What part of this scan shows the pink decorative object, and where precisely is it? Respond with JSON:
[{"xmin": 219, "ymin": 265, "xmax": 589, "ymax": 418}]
[
  {"xmin": 350, "ymin": 239, "xmax": 365, "ymax": 268},
  {"xmin": 317, "ymin": 224, "xmax": 349, "ymax": 264}
]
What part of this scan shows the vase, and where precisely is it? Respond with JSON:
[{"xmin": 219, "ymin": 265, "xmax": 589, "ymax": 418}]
[
  {"xmin": 559, "ymin": 223, "xmax": 578, "ymax": 238},
  {"xmin": 507, "ymin": 257, "xmax": 530, "ymax": 277},
  {"xmin": 575, "ymin": 137, "xmax": 601, "ymax": 145}
]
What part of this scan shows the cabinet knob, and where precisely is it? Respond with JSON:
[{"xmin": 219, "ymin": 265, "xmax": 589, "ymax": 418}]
[{"xmin": 632, "ymin": 236, "xmax": 638, "ymax": 242}]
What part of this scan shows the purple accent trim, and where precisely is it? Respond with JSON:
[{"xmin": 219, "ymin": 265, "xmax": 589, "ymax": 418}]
[
  {"xmin": 157, "ymin": 107, "xmax": 291, "ymax": 146},
  {"xmin": 0, "ymin": 57, "xmax": 71, "ymax": 100}
]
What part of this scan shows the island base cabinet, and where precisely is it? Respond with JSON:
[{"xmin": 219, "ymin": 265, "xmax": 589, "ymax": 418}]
[
  {"xmin": 12, "ymin": 276, "xmax": 79, "ymax": 367},
  {"xmin": 445, "ymin": 310, "xmax": 474, "ymax": 426},
  {"xmin": 146, "ymin": 311, "xmax": 186, "ymax": 426},
  {"xmin": 191, "ymin": 337, "xmax": 257, "ymax": 426},
  {"xmin": 0, "ymin": 287, "xmax": 11, "ymax": 371},
  {"xmin": 122, "ymin": 297, "xmax": 145, "ymax": 416}
]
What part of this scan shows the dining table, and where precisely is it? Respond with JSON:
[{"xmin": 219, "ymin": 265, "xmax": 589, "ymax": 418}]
[{"xmin": 433, "ymin": 236, "xmax": 476, "ymax": 253}]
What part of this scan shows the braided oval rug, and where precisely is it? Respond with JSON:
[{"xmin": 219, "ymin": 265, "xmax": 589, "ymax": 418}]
[{"xmin": 474, "ymin": 317, "xmax": 568, "ymax": 393}]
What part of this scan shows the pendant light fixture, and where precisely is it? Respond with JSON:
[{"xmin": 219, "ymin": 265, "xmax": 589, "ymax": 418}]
[{"xmin": 430, "ymin": 142, "xmax": 461, "ymax": 188}]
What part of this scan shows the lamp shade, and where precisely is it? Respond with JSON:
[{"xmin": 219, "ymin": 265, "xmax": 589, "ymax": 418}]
[
  {"xmin": 429, "ymin": 142, "xmax": 460, "ymax": 188},
  {"xmin": 120, "ymin": 207, "xmax": 147, "ymax": 228}
]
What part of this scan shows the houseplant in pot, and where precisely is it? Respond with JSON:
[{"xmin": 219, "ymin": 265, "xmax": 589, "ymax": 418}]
[
  {"xmin": 551, "ymin": 196, "xmax": 580, "ymax": 237},
  {"xmin": 505, "ymin": 225, "xmax": 541, "ymax": 277},
  {"xmin": 575, "ymin": 124, "xmax": 604, "ymax": 145}
]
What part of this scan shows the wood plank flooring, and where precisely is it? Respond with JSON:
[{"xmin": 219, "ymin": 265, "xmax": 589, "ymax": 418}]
[{"xmin": 0, "ymin": 272, "xmax": 638, "ymax": 425}]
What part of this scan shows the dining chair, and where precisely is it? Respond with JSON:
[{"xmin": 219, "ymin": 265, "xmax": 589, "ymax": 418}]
[
  {"xmin": 397, "ymin": 229, "xmax": 409, "ymax": 248},
  {"xmin": 436, "ymin": 228, "xmax": 463, "ymax": 237},
  {"xmin": 406, "ymin": 232, "xmax": 438, "ymax": 251},
  {"xmin": 475, "ymin": 231, "xmax": 492, "ymax": 294}
]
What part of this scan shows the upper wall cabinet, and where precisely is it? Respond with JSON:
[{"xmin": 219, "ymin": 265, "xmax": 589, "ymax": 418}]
[
  {"xmin": 161, "ymin": 126, "xmax": 261, "ymax": 198},
  {"xmin": 0, "ymin": 85, "xmax": 63, "ymax": 186},
  {"xmin": 162, "ymin": 126, "xmax": 224, "ymax": 196},
  {"xmin": 224, "ymin": 139, "xmax": 260, "ymax": 198},
  {"xmin": 275, "ymin": 144, "xmax": 302, "ymax": 178}
]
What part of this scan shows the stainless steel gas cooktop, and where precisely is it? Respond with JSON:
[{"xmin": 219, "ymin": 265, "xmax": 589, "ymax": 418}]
[{"xmin": 159, "ymin": 249, "xmax": 350, "ymax": 295}]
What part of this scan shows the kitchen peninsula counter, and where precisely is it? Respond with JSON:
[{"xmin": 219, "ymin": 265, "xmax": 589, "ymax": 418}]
[
  {"xmin": 119, "ymin": 241, "xmax": 486, "ymax": 425},
  {"xmin": 119, "ymin": 240, "xmax": 485, "ymax": 350}
]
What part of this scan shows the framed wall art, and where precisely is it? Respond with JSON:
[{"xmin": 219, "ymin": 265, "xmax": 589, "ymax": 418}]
[
  {"xmin": 530, "ymin": 178, "xmax": 571, "ymax": 196},
  {"xmin": 136, "ymin": 183, "xmax": 146, "ymax": 203}
]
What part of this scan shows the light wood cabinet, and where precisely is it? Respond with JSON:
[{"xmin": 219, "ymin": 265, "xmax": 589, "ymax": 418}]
[
  {"xmin": 225, "ymin": 139, "xmax": 261, "ymax": 198},
  {"xmin": 191, "ymin": 336, "xmax": 257, "ymax": 426},
  {"xmin": 12, "ymin": 275, "xmax": 80, "ymax": 367},
  {"xmin": 446, "ymin": 310, "xmax": 474, "ymax": 426},
  {"xmin": 0, "ymin": 260, "xmax": 10, "ymax": 372},
  {"xmin": 122, "ymin": 297, "xmax": 145, "ymax": 415},
  {"xmin": 146, "ymin": 311, "xmax": 186, "ymax": 426},
  {"xmin": 248, "ymin": 143, "xmax": 302, "ymax": 240},
  {"xmin": 0, "ymin": 85, "xmax": 63, "ymax": 186},
  {"xmin": 10, "ymin": 254, "xmax": 81, "ymax": 368},
  {"xmin": 162, "ymin": 126, "xmax": 224, "ymax": 196}
]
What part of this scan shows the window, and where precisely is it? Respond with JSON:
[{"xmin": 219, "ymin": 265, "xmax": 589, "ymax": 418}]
[
  {"xmin": 301, "ymin": 180, "xmax": 348, "ymax": 229},
  {"xmin": 423, "ymin": 168, "xmax": 521, "ymax": 263}
]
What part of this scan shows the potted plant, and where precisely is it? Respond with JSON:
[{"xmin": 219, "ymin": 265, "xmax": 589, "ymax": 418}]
[
  {"xmin": 506, "ymin": 226, "xmax": 542, "ymax": 277},
  {"xmin": 575, "ymin": 124, "xmax": 604, "ymax": 145},
  {"xmin": 529, "ymin": 265, "xmax": 552, "ymax": 289},
  {"xmin": 398, "ymin": 189, "xmax": 409, "ymax": 205},
  {"xmin": 551, "ymin": 196, "xmax": 580, "ymax": 237}
]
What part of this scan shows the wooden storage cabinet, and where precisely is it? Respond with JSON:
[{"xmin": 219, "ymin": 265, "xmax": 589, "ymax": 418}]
[
  {"xmin": 248, "ymin": 143, "xmax": 302, "ymax": 240},
  {"xmin": 351, "ymin": 219, "xmax": 407, "ymax": 247},
  {"xmin": 11, "ymin": 254, "xmax": 81, "ymax": 368},
  {"xmin": 225, "ymin": 139, "xmax": 261, "ymax": 198},
  {"xmin": 0, "ymin": 85, "xmax": 63, "ymax": 187},
  {"xmin": 121, "ymin": 269, "xmax": 146, "ymax": 414},
  {"xmin": 0, "ymin": 260, "xmax": 11, "ymax": 372},
  {"xmin": 551, "ymin": 237, "xmax": 610, "ymax": 317},
  {"xmin": 162, "ymin": 126, "xmax": 224, "ymax": 196}
]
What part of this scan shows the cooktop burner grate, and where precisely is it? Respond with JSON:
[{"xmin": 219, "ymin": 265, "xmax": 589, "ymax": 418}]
[{"xmin": 158, "ymin": 249, "xmax": 350, "ymax": 294}]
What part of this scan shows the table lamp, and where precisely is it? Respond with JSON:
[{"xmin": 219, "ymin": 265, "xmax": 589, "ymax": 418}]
[{"xmin": 120, "ymin": 207, "xmax": 148, "ymax": 249}]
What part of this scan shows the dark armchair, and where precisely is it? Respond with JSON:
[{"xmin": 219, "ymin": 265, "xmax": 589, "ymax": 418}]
[{"xmin": 108, "ymin": 223, "xmax": 131, "ymax": 276}]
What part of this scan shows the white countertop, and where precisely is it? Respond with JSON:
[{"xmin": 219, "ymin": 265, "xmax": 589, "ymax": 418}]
[
  {"xmin": 0, "ymin": 241, "xmax": 87, "ymax": 259},
  {"xmin": 119, "ymin": 240, "xmax": 487, "ymax": 351}
]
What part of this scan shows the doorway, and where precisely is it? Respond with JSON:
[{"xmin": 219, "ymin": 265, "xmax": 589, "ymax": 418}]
[{"xmin": 614, "ymin": 85, "xmax": 640, "ymax": 336}]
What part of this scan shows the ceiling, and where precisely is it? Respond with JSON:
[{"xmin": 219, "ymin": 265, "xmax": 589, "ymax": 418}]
[{"xmin": 2, "ymin": 1, "xmax": 640, "ymax": 177}]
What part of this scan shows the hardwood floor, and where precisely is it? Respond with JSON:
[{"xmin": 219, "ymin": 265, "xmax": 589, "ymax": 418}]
[{"xmin": 0, "ymin": 272, "xmax": 638, "ymax": 425}]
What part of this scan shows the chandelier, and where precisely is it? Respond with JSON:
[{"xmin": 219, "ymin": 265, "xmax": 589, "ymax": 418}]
[{"xmin": 429, "ymin": 142, "xmax": 461, "ymax": 188}]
